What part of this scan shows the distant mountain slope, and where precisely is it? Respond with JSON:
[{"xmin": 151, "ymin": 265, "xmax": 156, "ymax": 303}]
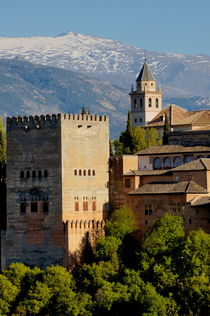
[
  {"xmin": 0, "ymin": 31, "xmax": 210, "ymax": 98},
  {"xmin": 0, "ymin": 59, "xmax": 129, "ymax": 138}
]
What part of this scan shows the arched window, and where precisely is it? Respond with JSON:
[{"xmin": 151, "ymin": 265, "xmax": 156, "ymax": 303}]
[
  {"xmin": 135, "ymin": 119, "xmax": 137, "ymax": 122},
  {"xmin": 79, "ymin": 169, "xmax": 82, "ymax": 176},
  {"xmin": 26, "ymin": 171, "xmax": 30, "ymax": 178},
  {"xmin": 74, "ymin": 169, "xmax": 77, "ymax": 176},
  {"xmin": 83, "ymin": 170, "xmax": 86, "ymax": 176},
  {"xmin": 44, "ymin": 170, "xmax": 48, "ymax": 177},
  {"xmin": 173, "ymin": 156, "xmax": 181, "ymax": 167},
  {"xmin": 92, "ymin": 170, "xmax": 95, "ymax": 176},
  {"xmin": 88, "ymin": 169, "xmax": 91, "ymax": 176},
  {"xmin": 32, "ymin": 170, "xmax": 36, "ymax": 178},
  {"xmin": 153, "ymin": 157, "xmax": 162, "ymax": 170},
  {"xmin": 183, "ymin": 156, "xmax": 193, "ymax": 164},
  {"xmin": 38, "ymin": 170, "xmax": 42, "ymax": 178},
  {"xmin": 140, "ymin": 118, "xmax": 142, "ymax": 122},
  {"xmin": 156, "ymin": 98, "xmax": 159, "ymax": 108},
  {"xmin": 163, "ymin": 157, "xmax": 171, "ymax": 169},
  {"xmin": 20, "ymin": 171, "xmax": 24, "ymax": 178},
  {"xmin": 148, "ymin": 98, "xmax": 152, "ymax": 107}
]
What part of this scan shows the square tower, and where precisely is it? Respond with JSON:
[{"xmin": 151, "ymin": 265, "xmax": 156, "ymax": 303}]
[
  {"xmin": 5, "ymin": 113, "xmax": 109, "ymax": 268},
  {"xmin": 130, "ymin": 61, "xmax": 162, "ymax": 127}
]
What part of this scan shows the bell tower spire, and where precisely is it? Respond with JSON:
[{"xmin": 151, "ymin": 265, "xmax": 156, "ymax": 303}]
[{"xmin": 130, "ymin": 60, "xmax": 162, "ymax": 127}]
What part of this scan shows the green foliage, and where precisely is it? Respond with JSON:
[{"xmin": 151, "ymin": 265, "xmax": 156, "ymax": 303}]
[
  {"xmin": 1, "ymin": 214, "xmax": 210, "ymax": 315},
  {"xmin": 132, "ymin": 126, "xmax": 146, "ymax": 152},
  {"xmin": 95, "ymin": 236, "xmax": 122, "ymax": 261},
  {"xmin": 105, "ymin": 206, "xmax": 136, "ymax": 240},
  {"xmin": 81, "ymin": 106, "xmax": 87, "ymax": 115},
  {"xmin": 146, "ymin": 127, "xmax": 162, "ymax": 147},
  {"xmin": 112, "ymin": 112, "xmax": 162, "ymax": 155},
  {"xmin": 0, "ymin": 274, "xmax": 18, "ymax": 315},
  {"xmin": 0, "ymin": 117, "xmax": 6, "ymax": 163}
]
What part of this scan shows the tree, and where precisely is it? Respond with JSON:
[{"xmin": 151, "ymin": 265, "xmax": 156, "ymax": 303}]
[
  {"xmin": 0, "ymin": 274, "xmax": 18, "ymax": 315},
  {"xmin": 81, "ymin": 106, "xmax": 87, "ymax": 115},
  {"xmin": 95, "ymin": 236, "xmax": 122, "ymax": 261},
  {"xmin": 119, "ymin": 111, "xmax": 134, "ymax": 154},
  {"xmin": 163, "ymin": 114, "xmax": 171, "ymax": 145},
  {"xmin": 105, "ymin": 206, "xmax": 136, "ymax": 240},
  {"xmin": 0, "ymin": 117, "xmax": 6, "ymax": 163},
  {"xmin": 146, "ymin": 128, "xmax": 162, "ymax": 148},
  {"xmin": 132, "ymin": 127, "xmax": 146, "ymax": 152}
]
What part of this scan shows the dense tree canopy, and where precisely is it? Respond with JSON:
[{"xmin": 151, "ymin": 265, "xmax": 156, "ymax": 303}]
[
  {"xmin": 0, "ymin": 211, "xmax": 209, "ymax": 315},
  {"xmin": 112, "ymin": 111, "xmax": 162, "ymax": 155}
]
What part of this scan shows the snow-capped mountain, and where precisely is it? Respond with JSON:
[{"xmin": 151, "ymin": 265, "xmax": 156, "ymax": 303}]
[{"xmin": 1, "ymin": 31, "xmax": 210, "ymax": 98}]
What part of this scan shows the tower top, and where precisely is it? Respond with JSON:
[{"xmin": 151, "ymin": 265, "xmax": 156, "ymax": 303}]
[{"xmin": 136, "ymin": 61, "xmax": 156, "ymax": 82}]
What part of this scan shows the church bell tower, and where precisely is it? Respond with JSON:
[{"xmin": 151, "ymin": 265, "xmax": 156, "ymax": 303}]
[{"xmin": 130, "ymin": 61, "xmax": 162, "ymax": 127}]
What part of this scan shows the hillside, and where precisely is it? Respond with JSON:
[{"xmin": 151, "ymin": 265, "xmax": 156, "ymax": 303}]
[
  {"xmin": 0, "ymin": 31, "xmax": 210, "ymax": 99},
  {"xmin": 0, "ymin": 59, "xmax": 129, "ymax": 138}
]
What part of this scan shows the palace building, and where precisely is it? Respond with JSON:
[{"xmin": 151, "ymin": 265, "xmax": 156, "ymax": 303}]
[{"xmin": 3, "ymin": 114, "xmax": 109, "ymax": 269}]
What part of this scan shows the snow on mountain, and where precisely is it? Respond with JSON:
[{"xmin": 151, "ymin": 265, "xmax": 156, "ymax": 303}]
[{"xmin": 1, "ymin": 31, "xmax": 210, "ymax": 99}]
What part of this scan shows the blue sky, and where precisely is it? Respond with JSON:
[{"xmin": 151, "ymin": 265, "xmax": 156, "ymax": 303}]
[{"xmin": 0, "ymin": 0, "xmax": 210, "ymax": 55}]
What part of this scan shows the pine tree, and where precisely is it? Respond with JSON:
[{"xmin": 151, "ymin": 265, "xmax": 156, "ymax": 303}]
[{"xmin": 81, "ymin": 107, "xmax": 87, "ymax": 115}]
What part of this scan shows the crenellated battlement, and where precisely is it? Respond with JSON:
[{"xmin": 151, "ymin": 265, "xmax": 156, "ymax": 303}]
[
  {"xmin": 7, "ymin": 113, "xmax": 108, "ymax": 130},
  {"xmin": 61, "ymin": 113, "xmax": 108, "ymax": 122}
]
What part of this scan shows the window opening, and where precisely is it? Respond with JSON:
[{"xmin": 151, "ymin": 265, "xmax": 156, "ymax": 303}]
[{"xmin": 31, "ymin": 202, "xmax": 38, "ymax": 213}]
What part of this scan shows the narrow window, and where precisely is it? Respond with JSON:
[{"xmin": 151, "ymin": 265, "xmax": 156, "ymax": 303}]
[
  {"xmin": 75, "ymin": 202, "xmax": 79, "ymax": 211},
  {"xmin": 140, "ymin": 118, "xmax": 142, "ymax": 122},
  {"xmin": 83, "ymin": 201, "xmax": 88, "ymax": 211},
  {"xmin": 74, "ymin": 169, "xmax": 77, "ymax": 176},
  {"xmin": 83, "ymin": 170, "xmax": 86, "ymax": 176},
  {"xmin": 38, "ymin": 170, "xmax": 42, "ymax": 178},
  {"xmin": 134, "ymin": 99, "xmax": 137, "ymax": 108},
  {"xmin": 79, "ymin": 169, "xmax": 82, "ymax": 176},
  {"xmin": 92, "ymin": 201, "xmax": 96, "ymax": 211},
  {"xmin": 135, "ymin": 119, "xmax": 137, "ymax": 122},
  {"xmin": 140, "ymin": 98, "xmax": 143, "ymax": 107},
  {"xmin": 31, "ymin": 202, "xmax": 38, "ymax": 213},
  {"xmin": 92, "ymin": 170, "xmax": 95, "ymax": 176},
  {"xmin": 32, "ymin": 170, "xmax": 36, "ymax": 178},
  {"xmin": 189, "ymin": 219, "xmax": 192, "ymax": 224},
  {"xmin": 156, "ymin": 98, "xmax": 159, "ymax": 108},
  {"xmin": 148, "ymin": 98, "xmax": 152, "ymax": 107},
  {"xmin": 20, "ymin": 171, "xmax": 24, "ymax": 178},
  {"xmin": 124, "ymin": 178, "xmax": 131, "ymax": 188},
  {"xmin": 26, "ymin": 171, "xmax": 30, "ymax": 178},
  {"xmin": 20, "ymin": 203, "xmax": 26, "ymax": 213},
  {"xmin": 44, "ymin": 170, "xmax": 48, "ymax": 177},
  {"xmin": 88, "ymin": 169, "xmax": 91, "ymax": 176},
  {"xmin": 43, "ymin": 202, "xmax": 49, "ymax": 213}
]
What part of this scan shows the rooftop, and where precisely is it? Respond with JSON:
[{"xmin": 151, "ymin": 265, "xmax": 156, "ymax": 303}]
[
  {"xmin": 129, "ymin": 181, "xmax": 208, "ymax": 195},
  {"xmin": 136, "ymin": 145, "xmax": 210, "ymax": 155},
  {"xmin": 136, "ymin": 62, "xmax": 156, "ymax": 82}
]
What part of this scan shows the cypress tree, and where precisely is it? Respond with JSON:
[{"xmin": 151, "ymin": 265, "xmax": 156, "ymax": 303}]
[
  {"xmin": 81, "ymin": 107, "xmax": 87, "ymax": 115},
  {"xmin": 0, "ymin": 117, "xmax": 6, "ymax": 163}
]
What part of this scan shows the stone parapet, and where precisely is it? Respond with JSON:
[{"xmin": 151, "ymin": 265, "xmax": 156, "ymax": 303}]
[{"xmin": 7, "ymin": 113, "xmax": 108, "ymax": 130}]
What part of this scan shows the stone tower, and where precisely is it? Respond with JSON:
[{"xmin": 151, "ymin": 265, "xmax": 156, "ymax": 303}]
[
  {"xmin": 5, "ymin": 113, "xmax": 109, "ymax": 268},
  {"xmin": 130, "ymin": 61, "xmax": 162, "ymax": 126}
]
